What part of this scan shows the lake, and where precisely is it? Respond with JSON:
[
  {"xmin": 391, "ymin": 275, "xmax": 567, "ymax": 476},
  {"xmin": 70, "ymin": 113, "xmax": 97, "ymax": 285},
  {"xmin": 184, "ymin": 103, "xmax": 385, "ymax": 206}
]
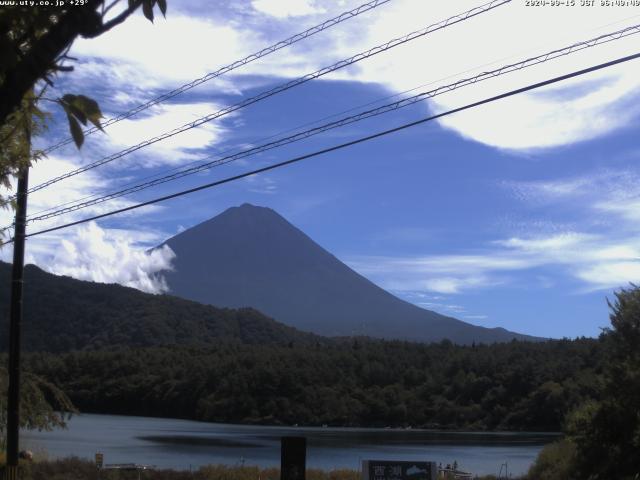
[{"xmin": 22, "ymin": 413, "xmax": 558, "ymax": 477}]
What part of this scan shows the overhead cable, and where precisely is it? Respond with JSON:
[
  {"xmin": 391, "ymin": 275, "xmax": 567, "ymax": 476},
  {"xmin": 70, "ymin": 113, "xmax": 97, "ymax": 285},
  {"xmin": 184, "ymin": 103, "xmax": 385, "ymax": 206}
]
[
  {"xmin": 25, "ymin": 0, "xmax": 511, "ymax": 196},
  {"xmin": 24, "ymin": 22, "xmax": 640, "ymax": 224},
  {"xmin": 11, "ymin": 50, "xmax": 639, "ymax": 242},
  {"xmin": 42, "ymin": 0, "xmax": 395, "ymax": 155}
]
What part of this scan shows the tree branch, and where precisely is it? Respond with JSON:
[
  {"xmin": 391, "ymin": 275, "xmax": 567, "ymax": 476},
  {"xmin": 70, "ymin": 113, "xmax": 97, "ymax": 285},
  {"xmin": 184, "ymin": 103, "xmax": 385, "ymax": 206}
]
[
  {"xmin": 0, "ymin": 1, "xmax": 101, "ymax": 127},
  {"xmin": 0, "ymin": 0, "xmax": 145, "ymax": 127},
  {"xmin": 83, "ymin": 0, "xmax": 142, "ymax": 39},
  {"xmin": 102, "ymin": 0, "xmax": 122, "ymax": 17}
]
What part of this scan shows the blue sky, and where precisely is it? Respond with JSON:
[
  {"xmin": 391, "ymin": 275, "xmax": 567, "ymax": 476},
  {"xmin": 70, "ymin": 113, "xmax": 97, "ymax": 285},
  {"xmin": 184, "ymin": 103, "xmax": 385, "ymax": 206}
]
[{"xmin": 3, "ymin": 0, "xmax": 640, "ymax": 338}]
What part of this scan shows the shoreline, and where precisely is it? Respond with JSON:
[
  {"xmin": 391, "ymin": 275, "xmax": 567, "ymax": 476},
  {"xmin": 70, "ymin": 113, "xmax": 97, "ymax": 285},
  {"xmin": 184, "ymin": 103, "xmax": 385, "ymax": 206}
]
[
  {"xmin": 22, "ymin": 413, "xmax": 548, "ymax": 477},
  {"xmin": 54, "ymin": 411, "xmax": 563, "ymax": 437}
]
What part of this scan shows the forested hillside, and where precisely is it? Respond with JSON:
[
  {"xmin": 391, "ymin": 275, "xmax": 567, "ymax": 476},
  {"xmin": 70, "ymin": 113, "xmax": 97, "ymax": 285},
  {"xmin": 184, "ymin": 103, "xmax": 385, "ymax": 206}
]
[
  {"xmin": 0, "ymin": 262, "xmax": 316, "ymax": 352},
  {"xmin": 23, "ymin": 337, "xmax": 603, "ymax": 431},
  {"xmin": 0, "ymin": 262, "xmax": 609, "ymax": 435}
]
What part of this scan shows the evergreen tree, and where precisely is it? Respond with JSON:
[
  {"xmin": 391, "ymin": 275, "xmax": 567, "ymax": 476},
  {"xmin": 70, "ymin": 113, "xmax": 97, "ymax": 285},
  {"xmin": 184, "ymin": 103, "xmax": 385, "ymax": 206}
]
[{"xmin": 570, "ymin": 285, "xmax": 640, "ymax": 479}]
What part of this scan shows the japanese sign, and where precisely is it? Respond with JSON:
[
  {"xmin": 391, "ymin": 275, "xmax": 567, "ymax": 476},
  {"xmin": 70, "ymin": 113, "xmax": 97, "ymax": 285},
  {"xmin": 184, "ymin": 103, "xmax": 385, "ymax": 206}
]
[{"xmin": 362, "ymin": 460, "xmax": 437, "ymax": 480}]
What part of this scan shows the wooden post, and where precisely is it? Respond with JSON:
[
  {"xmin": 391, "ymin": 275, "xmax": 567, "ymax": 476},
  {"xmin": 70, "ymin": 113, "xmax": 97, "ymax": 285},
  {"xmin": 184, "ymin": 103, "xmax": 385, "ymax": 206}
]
[
  {"xmin": 281, "ymin": 437, "xmax": 306, "ymax": 480},
  {"xmin": 5, "ymin": 128, "xmax": 30, "ymax": 480}
]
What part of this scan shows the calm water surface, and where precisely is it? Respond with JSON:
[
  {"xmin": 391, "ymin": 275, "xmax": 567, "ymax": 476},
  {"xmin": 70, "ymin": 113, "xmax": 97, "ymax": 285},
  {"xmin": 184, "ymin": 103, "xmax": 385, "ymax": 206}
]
[{"xmin": 22, "ymin": 414, "xmax": 558, "ymax": 477}]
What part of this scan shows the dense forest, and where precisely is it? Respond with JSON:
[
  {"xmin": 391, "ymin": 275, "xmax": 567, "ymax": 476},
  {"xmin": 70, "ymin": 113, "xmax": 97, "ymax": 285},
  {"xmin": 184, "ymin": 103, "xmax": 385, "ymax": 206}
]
[
  {"xmin": 0, "ymin": 262, "xmax": 604, "ymax": 433},
  {"xmin": 20, "ymin": 337, "xmax": 603, "ymax": 432},
  {"xmin": 2, "ymin": 263, "xmax": 638, "ymax": 478}
]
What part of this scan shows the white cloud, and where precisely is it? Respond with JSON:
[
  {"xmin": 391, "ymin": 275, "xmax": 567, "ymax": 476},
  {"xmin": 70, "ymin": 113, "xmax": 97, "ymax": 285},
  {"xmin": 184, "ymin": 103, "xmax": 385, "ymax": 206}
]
[
  {"xmin": 384, "ymin": 254, "xmax": 532, "ymax": 273},
  {"xmin": 507, "ymin": 176, "xmax": 595, "ymax": 204},
  {"xmin": 235, "ymin": 1, "xmax": 637, "ymax": 151},
  {"xmin": 65, "ymin": 0, "xmax": 640, "ymax": 159},
  {"xmin": 417, "ymin": 301, "xmax": 466, "ymax": 313},
  {"xmin": 422, "ymin": 276, "xmax": 495, "ymax": 295},
  {"xmin": 65, "ymin": 0, "xmax": 640, "ymax": 154},
  {"xmin": 0, "ymin": 154, "xmax": 172, "ymax": 295},
  {"xmin": 432, "ymin": 62, "xmax": 640, "ymax": 150},
  {"xmin": 36, "ymin": 158, "xmax": 162, "ymax": 224},
  {"xmin": 499, "ymin": 233, "xmax": 640, "ymax": 271},
  {"xmin": 246, "ymin": 174, "xmax": 278, "ymax": 194},
  {"xmin": 348, "ymin": 253, "xmax": 520, "ymax": 294},
  {"xmin": 576, "ymin": 261, "xmax": 640, "ymax": 291},
  {"xmin": 337, "ymin": 0, "xmax": 640, "ymax": 150},
  {"xmin": 348, "ymin": 228, "xmax": 640, "ymax": 295},
  {"xmin": 93, "ymin": 102, "xmax": 228, "ymax": 167},
  {"xmin": 496, "ymin": 232, "xmax": 596, "ymax": 254},
  {"xmin": 44, "ymin": 222, "xmax": 175, "ymax": 294},
  {"xmin": 477, "ymin": 169, "xmax": 640, "ymax": 291},
  {"xmin": 397, "ymin": 292, "xmax": 488, "ymax": 321},
  {"xmin": 507, "ymin": 169, "xmax": 640, "ymax": 228},
  {"xmin": 71, "ymin": 14, "xmax": 258, "ymax": 87},
  {"xmin": 252, "ymin": 0, "xmax": 325, "ymax": 18},
  {"xmin": 421, "ymin": 278, "xmax": 460, "ymax": 295},
  {"xmin": 595, "ymin": 197, "xmax": 640, "ymax": 222},
  {"xmin": 0, "ymin": 155, "xmax": 139, "ymax": 232},
  {"xmin": 67, "ymin": 7, "xmax": 319, "ymax": 97}
]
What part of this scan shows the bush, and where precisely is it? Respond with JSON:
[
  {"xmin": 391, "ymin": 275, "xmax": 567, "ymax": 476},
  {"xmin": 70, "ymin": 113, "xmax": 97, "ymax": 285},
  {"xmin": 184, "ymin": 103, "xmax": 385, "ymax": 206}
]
[{"xmin": 525, "ymin": 439, "xmax": 576, "ymax": 480}]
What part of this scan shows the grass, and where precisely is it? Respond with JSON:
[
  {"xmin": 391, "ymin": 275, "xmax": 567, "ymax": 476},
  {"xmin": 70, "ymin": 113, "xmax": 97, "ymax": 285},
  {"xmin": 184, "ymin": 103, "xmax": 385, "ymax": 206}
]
[
  {"xmin": 4, "ymin": 458, "xmax": 361, "ymax": 480},
  {"xmin": 1, "ymin": 457, "xmax": 517, "ymax": 479}
]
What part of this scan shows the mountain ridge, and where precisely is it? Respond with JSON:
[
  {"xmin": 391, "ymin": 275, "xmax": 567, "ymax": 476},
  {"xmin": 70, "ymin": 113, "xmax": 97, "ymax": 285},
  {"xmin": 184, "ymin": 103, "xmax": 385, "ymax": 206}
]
[{"xmin": 0, "ymin": 261, "xmax": 317, "ymax": 352}]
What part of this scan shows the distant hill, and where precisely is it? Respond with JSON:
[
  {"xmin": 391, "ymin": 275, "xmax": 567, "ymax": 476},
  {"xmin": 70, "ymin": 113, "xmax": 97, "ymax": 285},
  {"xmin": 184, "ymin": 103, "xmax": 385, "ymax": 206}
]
[
  {"xmin": 159, "ymin": 203, "xmax": 539, "ymax": 344},
  {"xmin": 0, "ymin": 262, "xmax": 315, "ymax": 353}
]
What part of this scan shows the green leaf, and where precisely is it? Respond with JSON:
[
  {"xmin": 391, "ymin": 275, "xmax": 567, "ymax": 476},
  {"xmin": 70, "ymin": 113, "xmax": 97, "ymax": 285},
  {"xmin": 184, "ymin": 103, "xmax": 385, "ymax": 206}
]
[
  {"xmin": 74, "ymin": 95, "xmax": 103, "ymax": 131},
  {"xmin": 71, "ymin": 105, "xmax": 88, "ymax": 125},
  {"xmin": 62, "ymin": 93, "xmax": 104, "ymax": 131},
  {"xmin": 88, "ymin": 116, "xmax": 103, "ymax": 131},
  {"xmin": 66, "ymin": 113, "xmax": 84, "ymax": 149},
  {"xmin": 61, "ymin": 95, "xmax": 87, "ymax": 126},
  {"xmin": 157, "ymin": 0, "xmax": 167, "ymax": 17},
  {"xmin": 74, "ymin": 95, "xmax": 101, "ymax": 117},
  {"xmin": 142, "ymin": 0, "xmax": 154, "ymax": 22},
  {"xmin": 61, "ymin": 93, "xmax": 77, "ymax": 107}
]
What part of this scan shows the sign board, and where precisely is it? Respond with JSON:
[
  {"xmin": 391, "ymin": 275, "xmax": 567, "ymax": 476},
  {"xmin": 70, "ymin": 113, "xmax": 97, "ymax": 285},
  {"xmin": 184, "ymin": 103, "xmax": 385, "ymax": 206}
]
[
  {"xmin": 95, "ymin": 452, "xmax": 104, "ymax": 468},
  {"xmin": 362, "ymin": 460, "xmax": 437, "ymax": 480}
]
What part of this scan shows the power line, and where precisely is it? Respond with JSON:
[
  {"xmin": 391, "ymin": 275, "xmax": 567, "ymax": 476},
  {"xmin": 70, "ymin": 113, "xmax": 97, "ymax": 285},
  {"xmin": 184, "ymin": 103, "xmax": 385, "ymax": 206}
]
[
  {"xmin": 13, "ymin": 50, "xmax": 640, "ymax": 243},
  {"xmin": 26, "ymin": 67, "xmax": 490, "ymax": 221},
  {"xmin": 31, "ymin": 0, "xmax": 510, "ymax": 193},
  {"xmin": 24, "ymin": 22, "xmax": 640, "ymax": 224},
  {"xmin": 41, "ymin": 0, "xmax": 394, "ymax": 155},
  {"xmin": 24, "ymin": 14, "xmax": 622, "ymax": 221},
  {"xmin": 24, "ymin": 0, "xmax": 511, "ymax": 196}
]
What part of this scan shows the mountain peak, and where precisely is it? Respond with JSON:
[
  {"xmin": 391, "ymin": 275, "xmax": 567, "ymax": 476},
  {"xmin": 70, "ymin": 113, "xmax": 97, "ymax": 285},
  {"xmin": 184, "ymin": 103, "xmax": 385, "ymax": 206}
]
[
  {"xmin": 239, "ymin": 202, "xmax": 261, "ymax": 209},
  {"xmin": 159, "ymin": 205, "xmax": 538, "ymax": 344},
  {"xmin": 213, "ymin": 203, "xmax": 284, "ymax": 223},
  {"xmin": 235, "ymin": 202, "xmax": 270, "ymax": 212}
]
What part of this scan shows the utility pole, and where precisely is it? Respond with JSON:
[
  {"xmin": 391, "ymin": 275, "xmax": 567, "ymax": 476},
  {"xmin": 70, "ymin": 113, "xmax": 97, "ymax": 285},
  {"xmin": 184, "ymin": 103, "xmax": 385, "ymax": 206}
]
[{"xmin": 5, "ymin": 122, "xmax": 30, "ymax": 480}]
